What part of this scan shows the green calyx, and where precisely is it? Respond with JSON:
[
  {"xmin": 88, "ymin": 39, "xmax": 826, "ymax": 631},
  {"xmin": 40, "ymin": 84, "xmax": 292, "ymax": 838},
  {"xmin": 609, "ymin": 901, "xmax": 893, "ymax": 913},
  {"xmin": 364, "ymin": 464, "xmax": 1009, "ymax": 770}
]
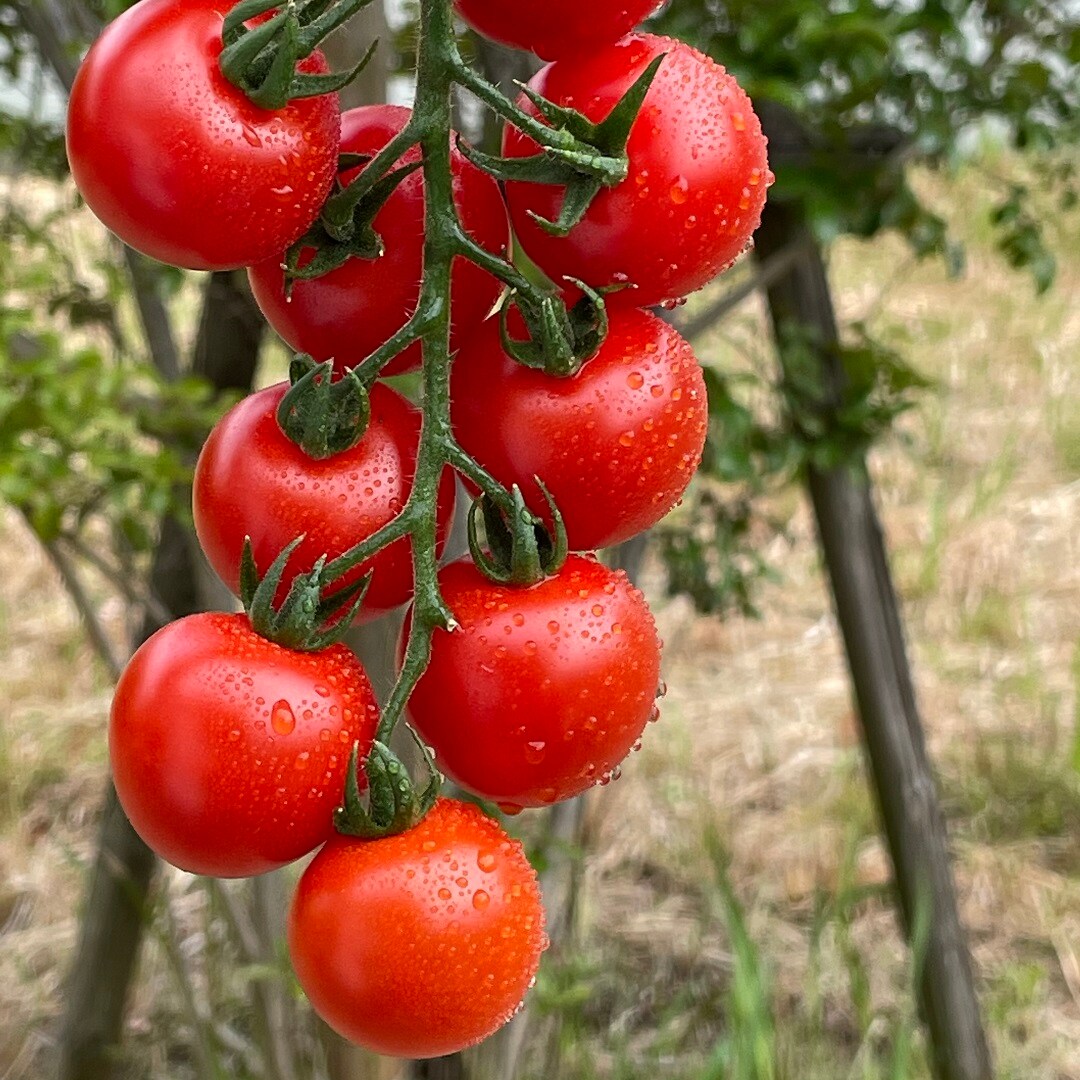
[
  {"xmin": 219, "ymin": 0, "xmax": 379, "ymax": 112},
  {"xmin": 281, "ymin": 157, "xmax": 423, "ymax": 289},
  {"xmin": 277, "ymin": 355, "xmax": 370, "ymax": 459},
  {"xmin": 240, "ymin": 537, "xmax": 371, "ymax": 651},
  {"xmin": 456, "ymin": 53, "xmax": 666, "ymax": 237},
  {"xmin": 501, "ymin": 278, "xmax": 608, "ymax": 377},
  {"xmin": 334, "ymin": 738, "xmax": 441, "ymax": 839},
  {"xmin": 468, "ymin": 483, "xmax": 568, "ymax": 587}
]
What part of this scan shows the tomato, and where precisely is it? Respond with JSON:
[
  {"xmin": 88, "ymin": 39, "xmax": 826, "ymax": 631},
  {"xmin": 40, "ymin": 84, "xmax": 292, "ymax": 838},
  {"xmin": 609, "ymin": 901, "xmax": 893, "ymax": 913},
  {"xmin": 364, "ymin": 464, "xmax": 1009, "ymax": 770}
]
[
  {"xmin": 249, "ymin": 104, "xmax": 509, "ymax": 376},
  {"xmin": 289, "ymin": 798, "xmax": 546, "ymax": 1057},
  {"xmin": 502, "ymin": 34, "xmax": 770, "ymax": 309},
  {"xmin": 453, "ymin": 0, "xmax": 662, "ymax": 60},
  {"xmin": 66, "ymin": 0, "xmax": 340, "ymax": 271},
  {"xmin": 194, "ymin": 382, "xmax": 455, "ymax": 622},
  {"xmin": 109, "ymin": 612, "xmax": 379, "ymax": 877},
  {"xmin": 405, "ymin": 555, "xmax": 662, "ymax": 811},
  {"xmin": 452, "ymin": 307, "xmax": 706, "ymax": 551}
]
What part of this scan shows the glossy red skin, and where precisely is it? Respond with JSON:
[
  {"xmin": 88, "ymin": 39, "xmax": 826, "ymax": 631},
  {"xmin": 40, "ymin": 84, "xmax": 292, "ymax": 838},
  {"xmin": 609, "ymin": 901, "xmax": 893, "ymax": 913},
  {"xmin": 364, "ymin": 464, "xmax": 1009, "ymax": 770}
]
[
  {"xmin": 453, "ymin": 0, "xmax": 662, "ymax": 60},
  {"xmin": 109, "ymin": 612, "xmax": 379, "ymax": 877},
  {"xmin": 289, "ymin": 798, "xmax": 546, "ymax": 1057},
  {"xmin": 451, "ymin": 307, "xmax": 707, "ymax": 551},
  {"xmin": 66, "ymin": 0, "xmax": 339, "ymax": 271},
  {"xmin": 194, "ymin": 382, "xmax": 455, "ymax": 621},
  {"xmin": 405, "ymin": 556, "xmax": 662, "ymax": 811},
  {"xmin": 249, "ymin": 105, "xmax": 509, "ymax": 376},
  {"xmin": 503, "ymin": 34, "xmax": 770, "ymax": 308}
]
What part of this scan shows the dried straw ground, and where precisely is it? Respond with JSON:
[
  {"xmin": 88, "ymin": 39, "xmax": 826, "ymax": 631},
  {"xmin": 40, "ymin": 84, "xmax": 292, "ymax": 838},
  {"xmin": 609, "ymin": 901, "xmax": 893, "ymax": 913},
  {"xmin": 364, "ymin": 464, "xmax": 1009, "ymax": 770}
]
[{"xmin": 0, "ymin": 163, "xmax": 1077, "ymax": 1078}]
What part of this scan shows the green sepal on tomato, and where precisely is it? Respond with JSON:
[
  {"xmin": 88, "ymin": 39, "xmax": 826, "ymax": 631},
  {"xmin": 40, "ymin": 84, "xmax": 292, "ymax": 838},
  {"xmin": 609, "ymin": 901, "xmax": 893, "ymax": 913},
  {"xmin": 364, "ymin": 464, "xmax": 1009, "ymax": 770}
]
[
  {"xmin": 404, "ymin": 554, "xmax": 662, "ymax": 812},
  {"xmin": 452, "ymin": 306, "xmax": 707, "ymax": 551},
  {"xmin": 66, "ymin": 0, "xmax": 341, "ymax": 271},
  {"xmin": 249, "ymin": 104, "xmax": 509, "ymax": 376},
  {"xmin": 502, "ymin": 34, "xmax": 771, "ymax": 308},
  {"xmin": 109, "ymin": 612, "xmax": 379, "ymax": 878},
  {"xmin": 194, "ymin": 381, "xmax": 455, "ymax": 622},
  {"xmin": 289, "ymin": 798, "xmax": 547, "ymax": 1057}
]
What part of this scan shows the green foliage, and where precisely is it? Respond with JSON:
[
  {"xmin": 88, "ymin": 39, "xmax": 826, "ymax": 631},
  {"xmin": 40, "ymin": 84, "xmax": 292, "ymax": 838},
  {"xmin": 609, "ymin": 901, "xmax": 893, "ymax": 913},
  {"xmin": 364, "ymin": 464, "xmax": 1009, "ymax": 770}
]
[{"xmin": 0, "ymin": 183, "xmax": 228, "ymax": 556}]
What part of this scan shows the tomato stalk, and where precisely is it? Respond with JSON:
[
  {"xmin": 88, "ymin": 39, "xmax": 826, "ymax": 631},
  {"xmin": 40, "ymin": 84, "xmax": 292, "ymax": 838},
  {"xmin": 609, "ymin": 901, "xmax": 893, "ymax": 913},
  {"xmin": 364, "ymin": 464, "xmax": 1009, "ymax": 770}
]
[{"xmin": 230, "ymin": 0, "xmax": 666, "ymax": 836}]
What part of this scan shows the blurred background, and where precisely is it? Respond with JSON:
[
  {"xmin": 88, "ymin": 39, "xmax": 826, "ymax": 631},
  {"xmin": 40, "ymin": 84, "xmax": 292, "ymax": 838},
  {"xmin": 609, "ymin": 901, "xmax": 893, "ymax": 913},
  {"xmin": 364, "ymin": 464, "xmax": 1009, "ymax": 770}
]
[{"xmin": 0, "ymin": 1, "xmax": 1078, "ymax": 1078}]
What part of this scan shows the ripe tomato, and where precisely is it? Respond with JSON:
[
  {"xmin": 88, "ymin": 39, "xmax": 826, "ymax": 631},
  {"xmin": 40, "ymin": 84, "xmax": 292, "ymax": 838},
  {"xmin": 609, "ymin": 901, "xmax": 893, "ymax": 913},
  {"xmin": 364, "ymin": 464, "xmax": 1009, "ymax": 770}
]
[
  {"xmin": 453, "ymin": 0, "xmax": 662, "ymax": 60},
  {"xmin": 193, "ymin": 382, "xmax": 455, "ymax": 621},
  {"xmin": 110, "ymin": 612, "xmax": 379, "ymax": 877},
  {"xmin": 451, "ymin": 307, "xmax": 707, "ymax": 551},
  {"xmin": 502, "ymin": 34, "xmax": 770, "ymax": 308},
  {"xmin": 289, "ymin": 798, "xmax": 546, "ymax": 1057},
  {"xmin": 249, "ymin": 105, "xmax": 509, "ymax": 376},
  {"xmin": 66, "ymin": 0, "xmax": 340, "ymax": 271},
  {"xmin": 405, "ymin": 555, "xmax": 662, "ymax": 811}
]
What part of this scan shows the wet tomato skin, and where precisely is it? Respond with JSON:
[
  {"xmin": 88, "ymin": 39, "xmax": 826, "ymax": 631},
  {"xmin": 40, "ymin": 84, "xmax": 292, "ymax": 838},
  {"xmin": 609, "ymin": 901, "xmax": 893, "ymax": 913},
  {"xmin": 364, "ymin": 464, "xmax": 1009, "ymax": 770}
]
[
  {"xmin": 288, "ymin": 798, "xmax": 547, "ymax": 1058},
  {"xmin": 109, "ymin": 612, "xmax": 379, "ymax": 878},
  {"xmin": 503, "ymin": 34, "xmax": 770, "ymax": 308},
  {"xmin": 193, "ymin": 381, "xmax": 455, "ymax": 621},
  {"xmin": 453, "ymin": 0, "xmax": 663, "ymax": 60},
  {"xmin": 405, "ymin": 555, "xmax": 662, "ymax": 811},
  {"xmin": 66, "ymin": 0, "xmax": 340, "ymax": 271},
  {"xmin": 451, "ymin": 307, "xmax": 707, "ymax": 551},
  {"xmin": 249, "ymin": 104, "xmax": 509, "ymax": 376}
]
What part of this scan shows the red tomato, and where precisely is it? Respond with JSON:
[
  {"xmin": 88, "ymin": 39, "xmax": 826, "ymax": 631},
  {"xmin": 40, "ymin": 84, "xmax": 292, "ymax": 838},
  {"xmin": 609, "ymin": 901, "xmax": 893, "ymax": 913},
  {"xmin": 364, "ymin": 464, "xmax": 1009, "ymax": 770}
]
[
  {"xmin": 66, "ymin": 0, "xmax": 340, "ymax": 271},
  {"xmin": 249, "ymin": 104, "xmax": 509, "ymax": 376},
  {"xmin": 289, "ymin": 798, "xmax": 546, "ymax": 1057},
  {"xmin": 454, "ymin": 0, "xmax": 662, "ymax": 60},
  {"xmin": 405, "ymin": 555, "xmax": 662, "ymax": 811},
  {"xmin": 110, "ymin": 612, "xmax": 379, "ymax": 877},
  {"xmin": 502, "ymin": 34, "xmax": 771, "ymax": 308},
  {"xmin": 451, "ymin": 307, "xmax": 707, "ymax": 551},
  {"xmin": 193, "ymin": 382, "xmax": 455, "ymax": 621}
]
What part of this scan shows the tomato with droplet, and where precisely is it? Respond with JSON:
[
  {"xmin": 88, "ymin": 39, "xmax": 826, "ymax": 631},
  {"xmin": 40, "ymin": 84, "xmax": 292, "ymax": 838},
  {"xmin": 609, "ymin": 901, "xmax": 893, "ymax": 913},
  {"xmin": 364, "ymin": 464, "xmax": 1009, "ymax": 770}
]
[
  {"xmin": 249, "ymin": 104, "xmax": 509, "ymax": 376},
  {"xmin": 109, "ymin": 612, "xmax": 379, "ymax": 877},
  {"xmin": 452, "ymin": 307, "xmax": 707, "ymax": 550},
  {"xmin": 289, "ymin": 798, "xmax": 547, "ymax": 1057},
  {"xmin": 66, "ymin": 0, "xmax": 340, "ymax": 270},
  {"xmin": 404, "ymin": 555, "xmax": 662, "ymax": 809},
  {"xmin": 194, "ymin": 381, "xmax": 455, "ymax": 621},
  {"xmin": 502, "ymin": 34, "xmax": 770, "ymax": 307},
  {"xmin": 453, "ymin": 0, "xmax": 662, "ymax": 60}
]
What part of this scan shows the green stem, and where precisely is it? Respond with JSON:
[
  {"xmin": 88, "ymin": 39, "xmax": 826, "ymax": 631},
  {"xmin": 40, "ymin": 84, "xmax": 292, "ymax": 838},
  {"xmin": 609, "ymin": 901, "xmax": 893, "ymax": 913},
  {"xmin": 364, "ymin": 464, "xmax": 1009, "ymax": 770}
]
[{"xmin": 451, "ymin": 56, "xmax": 578, "ymax": 151}]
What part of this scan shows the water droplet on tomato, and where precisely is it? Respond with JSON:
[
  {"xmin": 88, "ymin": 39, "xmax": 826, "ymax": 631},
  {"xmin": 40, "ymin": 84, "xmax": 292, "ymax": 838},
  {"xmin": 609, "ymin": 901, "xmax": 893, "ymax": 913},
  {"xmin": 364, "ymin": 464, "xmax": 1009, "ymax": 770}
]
[
  {"xmin": 627, "ymin": 371, "xmax": 644, "ymax": 389},
  {"xmin": 669, "ymin": 176, "xmax": 689, "ymax": 204},
  {"xmin": 477, "ymin": 852, "xmax": 497, "ymax": 872},
  {"xmin": 524, "ymin": 741, "xmax": 546, "ymax": 764},
  {"xmin": 271, "ymin": 701, "xmax": 295, "ymax": 735},
  {"xmin": 473, "ymin": 889, "xmax": 490, "ymax": 910}
]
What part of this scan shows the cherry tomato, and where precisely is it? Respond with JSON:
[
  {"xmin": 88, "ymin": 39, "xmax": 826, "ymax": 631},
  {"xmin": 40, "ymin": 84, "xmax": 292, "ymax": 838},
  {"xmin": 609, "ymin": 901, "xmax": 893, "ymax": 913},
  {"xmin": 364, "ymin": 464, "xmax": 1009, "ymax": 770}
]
[
  {"xmin": 289, "ymin": 798, "xmax": 546, "ymax": 1057},
  {"xmin": 193, "ymin": 382, "xmax": 455, "ymax": 622},
  {"xmin": 405, "ymin": 555, "xmax": 662, "ymax": 811},
  {"xmin": 249, "ymin": 104, "xmax": 509, "ymax": 376},
  {"xmin": 502, "ymin": 34, "xmax": 771, "ymax": 308},
  {"xmin": 110, "ymin": 612, "xmax": 379, "ymax": 877},
  {"xmin": 66, "ymin": 0, "xmax": 340, "ymax": 271},
  {"xmin": 451, "ymin": 307, "xmax": 707, "ymax": 551},
  {"xmin": 453, "ymin": 0, "xmax": 662, "ymax": 60}
]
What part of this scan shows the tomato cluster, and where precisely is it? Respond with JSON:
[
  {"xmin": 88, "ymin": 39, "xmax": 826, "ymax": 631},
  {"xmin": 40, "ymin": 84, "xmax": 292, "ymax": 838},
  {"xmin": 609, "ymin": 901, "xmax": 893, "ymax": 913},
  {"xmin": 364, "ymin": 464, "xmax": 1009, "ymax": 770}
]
[{"xmin": 69, "ymin": 0, "xmax": 768, "ymax": 1060}]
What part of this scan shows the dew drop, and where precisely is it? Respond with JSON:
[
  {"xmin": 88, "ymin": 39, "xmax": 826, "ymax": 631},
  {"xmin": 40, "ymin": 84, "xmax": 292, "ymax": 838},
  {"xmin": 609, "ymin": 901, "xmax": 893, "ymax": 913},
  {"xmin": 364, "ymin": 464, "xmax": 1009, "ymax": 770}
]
[
  {"xmin": 627, "ymin": 371, "xmax": 644, "ymax": 389},
  {"xmin": 473, "ymin": 889, "xmax": 490, "ymax": 910},
  {"xmin": 524, "ymin": 741, "xmax": 547, "ymax": 765},
  {"xmin": 669, "ymin": 176, "xmax": 689, "ymax": 204},
  {"xmin": 271, "ymin": 700, "xmax": 295, "ymax": 736},
  {"xmin": 477, "ymin": 852, "xmax": 497, "ymax": 873}
]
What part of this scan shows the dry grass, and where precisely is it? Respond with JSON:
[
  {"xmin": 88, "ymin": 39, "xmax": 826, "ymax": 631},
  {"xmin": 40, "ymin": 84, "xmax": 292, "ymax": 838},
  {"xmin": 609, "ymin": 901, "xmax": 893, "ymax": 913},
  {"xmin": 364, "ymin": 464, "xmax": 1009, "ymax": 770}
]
[{"xmin": 1, "ymin": 159, "xmax": 1078, "ymax": 1078}]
